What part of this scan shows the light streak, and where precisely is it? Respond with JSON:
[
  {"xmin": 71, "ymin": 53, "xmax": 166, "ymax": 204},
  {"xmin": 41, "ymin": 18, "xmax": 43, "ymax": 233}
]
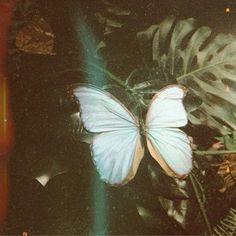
[
  {"xmin": 75, "ymin": 12, "xmax": 107, "ymax": 234},
  {"xmin": 0, "ymin": 0, "xmax": 16, "ymax": 226}
]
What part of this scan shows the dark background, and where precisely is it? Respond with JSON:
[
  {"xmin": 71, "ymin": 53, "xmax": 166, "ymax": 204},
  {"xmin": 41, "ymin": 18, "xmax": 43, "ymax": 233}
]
[{"xmin": 2, "ymin": 1, "xmax": 236, "ymax": 234}]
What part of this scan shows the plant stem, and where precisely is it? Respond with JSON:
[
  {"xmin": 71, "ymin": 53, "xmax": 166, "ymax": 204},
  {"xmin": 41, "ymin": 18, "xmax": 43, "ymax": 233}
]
[
  {"xmin": 89, "ymin": 63, "xmax": 148, "ymax": 109},
  {"xmin": 194, "ymin": 150, "xmax": 236, "ymax": 156},
  {"xmin": 191, "ymin": 173, "xmax": 206, "ymax": 203},
  {"xmin": 189, "ymin": 174, "xmax": 213, "ymax": 235}
]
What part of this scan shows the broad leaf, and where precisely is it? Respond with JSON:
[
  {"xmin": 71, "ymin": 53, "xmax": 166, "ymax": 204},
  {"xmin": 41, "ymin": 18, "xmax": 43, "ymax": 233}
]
[
  {"xmin": 148, "ymin": 162, "xmax": 191, "ymax": 200},
  {"xmin": 138, "ymin": 16, "xmax": 236, "ymax": 135}
]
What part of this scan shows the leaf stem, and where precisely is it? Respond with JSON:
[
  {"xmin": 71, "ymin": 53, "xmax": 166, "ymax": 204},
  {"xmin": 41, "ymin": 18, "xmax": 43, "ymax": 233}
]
[
  {"xmin": 191, "ymin": 173, "xmax": 206, "ymax": 203},
  {"xmin": 176, "ymin": 59, "xmax": 236, "ymax": 83},
  {"xmin": 194, "ymin": 150, "xmax": 236, "ymax": 156},
  {"xmin": 189, "ymin": 174, "xmax": 213, "ymax": 235},
  {"xmin": 89, "ymin": 63, "xmax": 148, "ymax": 108}
]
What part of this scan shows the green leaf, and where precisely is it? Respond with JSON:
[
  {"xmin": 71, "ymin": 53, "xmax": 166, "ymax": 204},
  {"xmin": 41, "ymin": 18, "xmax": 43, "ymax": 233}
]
[
  {"xmin": 148, "ymin": 162, "xmax": 191, "ymax": 200},
  {"xmin": 138, "ymin": 16, "xmax": 236, "ymax": 135},
  {"xmin": 136, "ymin": 205, "xmax": 177, "ymax": 233},
  {"xmin": 94, "ymin": 0, "xmax": 131, "ymax": 35},
  {"xmin": 217, "ymin": 131, "xmax": 236, "ymax": 150},
  {"xmin": 213, "ymin": 208, "xmax": 236, "ymax": 236}
]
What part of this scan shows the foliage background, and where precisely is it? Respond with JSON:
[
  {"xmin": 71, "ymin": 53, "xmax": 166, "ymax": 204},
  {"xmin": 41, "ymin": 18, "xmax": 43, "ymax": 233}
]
[{"xmin": 2, "ymin": 0, "xmax": 236, "ymax": 235}]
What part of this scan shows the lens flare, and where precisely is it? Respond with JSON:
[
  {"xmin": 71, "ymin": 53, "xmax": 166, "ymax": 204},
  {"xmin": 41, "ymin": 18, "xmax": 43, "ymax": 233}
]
[
  {"xmin": 76, "ymin": 14, "xmax": 107, "ymax": 234},
  {"xmin": 0, "ymin": 0, "xmax": 16, "ymax": 225}
]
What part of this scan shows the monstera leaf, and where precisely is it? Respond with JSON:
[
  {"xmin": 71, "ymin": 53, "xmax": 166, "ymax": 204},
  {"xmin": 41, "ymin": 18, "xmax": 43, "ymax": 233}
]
[{"xmin": 137, "ymin": 16, "xmax": 236, "ymax": 135}]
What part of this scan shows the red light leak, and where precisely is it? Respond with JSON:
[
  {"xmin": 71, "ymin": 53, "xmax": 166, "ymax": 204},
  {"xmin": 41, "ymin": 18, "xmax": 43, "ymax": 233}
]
[{"xmin": 0, "ymin": 0, "xmax": 16, "ymax": 226}]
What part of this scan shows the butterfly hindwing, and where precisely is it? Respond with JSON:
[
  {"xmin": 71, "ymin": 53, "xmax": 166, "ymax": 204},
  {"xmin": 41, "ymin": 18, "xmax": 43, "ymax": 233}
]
[
  {"xmin": 146, "ymin": 85, "xmax": 192, "ymax": 177},
  {"xmin": 92, "ymin": 129, "xmax": 144, "ymax": 185},
  {"xmin": 74, "ymin": 85, "xmax": 144, "ymax": 185},
  {"xmin": 146, "ymin": 128, "xmax": 192, "ymax": 177}
]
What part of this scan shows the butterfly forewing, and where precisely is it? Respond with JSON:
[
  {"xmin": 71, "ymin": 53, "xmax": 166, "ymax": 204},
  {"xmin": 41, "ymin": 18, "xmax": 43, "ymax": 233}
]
[
  {"xmin": 74, "ymin": 86, "xmax": 138, "ymax": 132},
  {"xmin": 146, "ymin": 85, "xmax": 188, "ymax": 128},
  {"xmin": 74, "ymin": 85, "xmax": 144, "ymax": 185},
  {"xmin": 146, "ymin": 85, "xmax": 193, "ymax": 177}
]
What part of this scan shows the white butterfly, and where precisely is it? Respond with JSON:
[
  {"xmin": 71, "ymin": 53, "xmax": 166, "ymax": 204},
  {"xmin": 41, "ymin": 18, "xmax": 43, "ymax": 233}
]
[{"xmin": 74, "ymin": 84, "xmax": 192, "ymax": 185}]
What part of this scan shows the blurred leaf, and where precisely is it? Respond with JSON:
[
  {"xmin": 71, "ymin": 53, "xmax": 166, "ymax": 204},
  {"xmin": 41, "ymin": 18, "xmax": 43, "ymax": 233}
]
[
  {"xmin": 136, "ymin": 205, "xmax": 180, "ymax": 234},
  {"xmin": 103, "ymin": 0, "xmax": 130, "ymax": 16},
  {"xmin": 217, "ymin": 131, "xmax": 236, "ymax": 150},
  {"xmin": 96, "ymin": 41, "xmax": 106, "ymax": 52},
  {"xmin": 15, "ymin": 15, "xmax": 55, "ymax": 55},
  {"xmin": 154, "ymin": 158, "xmax": 229, "ymax": 234},
  {"xmin": 94, "ymin": 0, "xmax": 131, "ymax": 35},
  {"xmin": 34, "ymin": 160, "xmax": 68, "ymax": 187},
  {"xmin": 138, "ymin": 16, "xmax": 236, "ymax": 135},
  {"xmin": 146, "ymin": 161, "xmax": 214, "ymax": 234},
  {"xmin": 123, "ymin": 66, "xmax": 174, "ymax": 102},
  {"xmin": 158, "ymin": 196, "xmax": 202, "ymax": 233},
  {"xmin": 148, "ymin": 162, "xmax": 191, "ymax": 200},
  {"xmin": 137, "ymin": 25, "xmax": 159, "ymax": 42},
  {"xmin": 215, "ymin": 154, "xmax": 236, "ymax": 192},
  {"xmin": 94, "ymin": 12, "xmax": 123, "ymax": 34},
  {"xmin": 213, "ymin": 208, "xmax": 236, "ymax": 236},
  {"xmin": 132, "ymin": 80, "xmax": 162, "ymax": 92}
]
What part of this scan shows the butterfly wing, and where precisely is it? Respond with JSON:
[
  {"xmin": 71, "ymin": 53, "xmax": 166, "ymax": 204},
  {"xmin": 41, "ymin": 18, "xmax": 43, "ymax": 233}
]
[
  {"xmin": 74, "ymin": 85, "xmax": 144, "ymax": 185},
  {"xmin": 146, "ymin": 85, "xmax": 192, "ymax": 178},
  {"xmin": 92, "ymin": 129, "xmax": 143, "ymax": 185}
]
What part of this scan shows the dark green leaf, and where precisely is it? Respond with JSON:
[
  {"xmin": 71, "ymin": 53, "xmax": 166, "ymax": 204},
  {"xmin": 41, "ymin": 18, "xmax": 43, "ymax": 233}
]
[
  {"xmin": 138, "ymin": 16, "xmax": 236, "ymax": 135},
  {"xmin": 148, "ymin": 162, "xmax": 191, "ymax": 200}
]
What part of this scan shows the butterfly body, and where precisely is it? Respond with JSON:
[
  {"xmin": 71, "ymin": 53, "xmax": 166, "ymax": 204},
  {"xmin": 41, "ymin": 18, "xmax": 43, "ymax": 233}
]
[
  {"xmin": 137, "ymin": 119, "xmax": 146, "ymax": 136},
  {"xmin": 74, "ymin": 84, "xmax": 192, "ymax": 185}
]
